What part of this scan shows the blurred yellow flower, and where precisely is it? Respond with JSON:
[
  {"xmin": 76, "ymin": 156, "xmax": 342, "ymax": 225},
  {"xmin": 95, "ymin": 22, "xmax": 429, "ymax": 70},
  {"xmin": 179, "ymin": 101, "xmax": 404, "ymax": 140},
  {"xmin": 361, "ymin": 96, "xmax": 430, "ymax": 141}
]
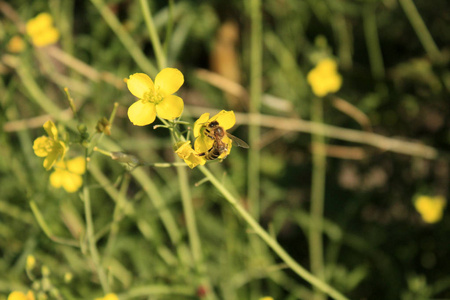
[
  {"xmin": 175, "ymin": 141, "xmax": 206, "ymax": 169},
  {"xmin": 193, "ymin": 110, "xmax": 235, "ymax": 159},
  {"xmin": 26, "ymin": 12, "xmax": 60, "ymax": 47},
  {"xmin": 95, "ymin": 293, "xmax": 119, "ymax": 300},
  {"xmin": 7, "ymin": 291, "xmax": 35, "ymax": 300},
  {"xmin": 414, "ymin": 195, "xmax": 446, "ymax": 224},
  {"xmin": 33, "ymin": 120, "xmax": 67, "ymax": 170},
  {"xmin": 307, "ymin": 58, "xmax": 342, "ymax": 97},
  {"xmin": 26, "ymin": 255, "xmax": 36, "ymax": 270},
  {"xmin": 259, "ymin": 297, "xmax": 274, "ymax": 300},
  {"xmin": 49, "ymin": 157, "xmax": 86, "ymax": 193},
  {"xmin": 126, "ymin": 68, "xmax": 184, "ymax": 126},
  {"xmin": 7, "ymin": 35, "xmax": 26, "ymax": 53}
]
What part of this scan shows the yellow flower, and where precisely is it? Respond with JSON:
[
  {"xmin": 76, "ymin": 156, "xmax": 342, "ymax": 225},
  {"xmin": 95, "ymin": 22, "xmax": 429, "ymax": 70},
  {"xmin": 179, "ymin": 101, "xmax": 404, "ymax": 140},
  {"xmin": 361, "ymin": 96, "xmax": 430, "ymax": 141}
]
[
  {"xmin": 49, "ymin": 157, "xmax": 86, "ymax": 193},
  {"xmin": 259, "ymin": 297, "xmax": 274, "ymax": 300},
  {"xmin": 7, "ymin": 35, "xmax": 26, "ymax": 53},
  {"xmin": 33, "ymin": 120, "xmax": 67, "ymax": 170},
  {"xmin": 26, "ymin": 12, "xmax": 60, "ymax": 47},
  {"xmin": 307, "ymin": 58, "xmax": 342, "ymax": 97},
  {"xmin": 7, "ymin": 291, "xmax": 35, "ymax": 300},
  {"xmin": 95, "ymin": 293, "xmax": 119, "ymax": 300},
  {"xmin": 193, "ymin": 110, "xmax": 235, "ymax": 159},
  {"xmin": 126, "ymin": 68, "xmax": 184, "ymax": 126},
  {"xmin": 414, "ymin": 195, "xmax": 446, "ymax": 224},
  {"xmin": 175, "ymin": 141, "xmax": 206, "ymax": 169},
  {"xmin": 26, "ymin": 255, "xmax": 36, "ymax": 270}
]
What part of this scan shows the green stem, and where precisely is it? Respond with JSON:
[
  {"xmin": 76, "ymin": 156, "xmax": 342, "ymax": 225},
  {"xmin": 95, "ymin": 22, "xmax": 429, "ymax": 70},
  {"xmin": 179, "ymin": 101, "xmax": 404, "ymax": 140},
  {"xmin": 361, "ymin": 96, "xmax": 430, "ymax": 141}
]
[
  {"xmin": 363, "ymin": 5, "xmax": 385, "ymax": 80},
  {"xmin": 198, "ymin": 166, "xmax": 348, "ymax": 300},
  {"xmin": 398, "ymin": 0, "xmax": 442, "ymax": 63},
  {"xmin": 89, "ymin": 0, "xmax": 157, "ymax": 76},
  {"xmin": 248, "ymin": 0, "xmax": 262, "ymax": 218},
  {"xmin": 139, "ymin": 0, "xmax": 167, "ymax": 70},
  {"xmin": 310, "ymin": 97, "xmax": 327, "ymax": 300},
  {"xmin": 83, "ymin": 155, "xmax": 110, "ymax": 292}
]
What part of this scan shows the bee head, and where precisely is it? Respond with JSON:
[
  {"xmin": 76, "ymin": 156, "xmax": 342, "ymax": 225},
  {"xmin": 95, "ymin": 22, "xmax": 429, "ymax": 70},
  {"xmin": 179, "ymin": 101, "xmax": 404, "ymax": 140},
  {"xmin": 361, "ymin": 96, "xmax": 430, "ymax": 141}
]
[{"xmin": 209, "ymin": 120, "xmax": 219, "ymax": 128}]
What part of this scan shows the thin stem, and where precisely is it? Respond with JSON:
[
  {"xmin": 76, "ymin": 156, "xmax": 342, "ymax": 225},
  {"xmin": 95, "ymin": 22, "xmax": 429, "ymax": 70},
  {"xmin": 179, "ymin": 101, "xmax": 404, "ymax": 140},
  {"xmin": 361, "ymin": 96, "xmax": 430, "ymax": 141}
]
[
  {"xmin": 83, "ymin": 154, "xmax": 110, "ymax": 292},
  {"xmin": 363, "ymin": 5, "xmax": 385, "ymax": 80},
  {"xmin": 309, "ymin": 97, "xmax": 326, "ymax": 300},
  {"xmin": 163, "ymin": 0, "xmax": 175, "ymax": 59},
  {"xmin": 248, "ymin": 0, "xmax": 262, "ymax": 218},
  {"xmin": 139, "ymin": 0, "xmax": 166, "ymax": 70},
  {"xmin": 198, "ymin": 165, "xmax": 348, "ymax": 300},
  {"xmin": 398, "ymin": 0, "xmax": 442, "ymax": 63},
  {"xmin": 89, "ymin": 0, "xmax": 157, "ymax": 76}
]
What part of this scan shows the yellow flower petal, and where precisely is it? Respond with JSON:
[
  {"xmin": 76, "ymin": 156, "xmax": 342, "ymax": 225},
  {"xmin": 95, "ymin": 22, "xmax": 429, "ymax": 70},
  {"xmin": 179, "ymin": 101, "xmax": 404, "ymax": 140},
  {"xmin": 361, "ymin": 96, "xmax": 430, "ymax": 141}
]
[
  {"xmin": 127, "ymin": 73, "xmax": 154, "ymax": 99},
  {"xmin": 43, "ymin": 141, "xmax": 66, "ymax": 170},
  {"xmin": 194, "ymin": 135, "xmax": 213, "ymax": 154},
  {"xmin": 26, "ymin": 13, "xmax": 53, "ymax": 36},
  {"xmin": 7, "ymin": 291, "xmax": 32, "ymax": 300},
  {"xmin": 103, "ymin": 294, "xmax": 120, "ymax": 300},
  {"xmin": 210, "ymin": 110, "xmax": 236, "ymax": 130},
  {"xmin": 61, "ymin": 172, "xmax": 83, "ymax": 193},
  {"xmin": 49, "ymin": 169, "xmax": 64, "ymax": 188},
  {"xmin": 155, "ymin": 95, "xmax": 184, "ymax": 120},
  {"xmin": 155, "ymin": 68, "xmax": 184, "ymax": 95},
  {"xmin": 32, "ymin": 27, "xmax": 60, "ymax": 47},
  {"xmin": 33, "ymin": 136, "xmax": 51, "ymax": 157},
  {"xmin": 66, "ymin": 157, "xmax": 86, "ymax": 175},
  {"xmin": 175, "ymin": 142, "xmax": 205, "ymax": 169},
  {"xmin": 43, "ymin": 120, "xmax": 58, "ymax": 140},
  {"xmin": 193, "ymin": 113, "xmax": 210, "ymax": 137},
  {"xmin": 128, "ymin": 100, "xmax": 157, "ymax": 126}
]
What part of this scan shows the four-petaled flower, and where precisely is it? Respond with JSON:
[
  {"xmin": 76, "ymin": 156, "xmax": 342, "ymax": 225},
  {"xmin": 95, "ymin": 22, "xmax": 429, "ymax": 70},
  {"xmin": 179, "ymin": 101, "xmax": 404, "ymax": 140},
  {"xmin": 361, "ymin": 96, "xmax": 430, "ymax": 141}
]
[
  {"xmin": 26, "ymin": 12, "xmax": 60, "ymax": 47},
  {"xmin": 307, "ymin": 58, "xmax": 342, "ymax": 97},
  {"xmin": 33, "ymin": 120, "xmax": 67, "ymax": 170},
  {"xmin": 50, "ymin": 157, "xmax": 86, "ymax": 193},
  {"xmin": 175, "ymin": 141, "xmax": 206, "ymax": 169},
  {"xmin": 193, "ymin": 110, "xmax": 236, "ymax": 160},
  {"xmin": 7, "ymin": 291, "xmax": 35, "ymax": 300},
  {"xmin": 414, "ymin": 195, "xmax": 446, "ymax": 224},
  {"xmin": 95, "ymin": 293, "xmax": 120, "ymax": 300},
  {"xmin": 126, "ymin": 68, "xmax": 184, "ymax": 126}
]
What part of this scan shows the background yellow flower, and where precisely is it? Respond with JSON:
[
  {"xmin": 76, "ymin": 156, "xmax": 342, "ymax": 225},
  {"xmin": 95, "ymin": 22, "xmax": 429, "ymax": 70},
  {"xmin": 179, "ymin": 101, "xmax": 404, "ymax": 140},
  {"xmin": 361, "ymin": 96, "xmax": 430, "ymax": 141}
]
[
  {"xmin": 7, "ymin": 291, "xmax": 34, "ymax": 300},
  {"xmin": 127, "ymin": 68, "xmax": 184, "ymax": 126},
  {"xmin": 95, "ymin": 293, "xmax": 119, "ymax": 300},
  {"xmin": 49, "ymin": 157, "xmax": 86, "ymax": 193},
  {"xmin": 33, "ymin": 120, "xmax": 67, "ymax": 170},
  {"xmin": 414, "ymin": 195, "xmax": 446, "ymax": 223},
  {"xmin": 307, "ymin": 58, "xmax": 342, "ymax": 97},
  {"xmin": 26, "ymin": 12, "xmax": 60, "ymax": 47}
]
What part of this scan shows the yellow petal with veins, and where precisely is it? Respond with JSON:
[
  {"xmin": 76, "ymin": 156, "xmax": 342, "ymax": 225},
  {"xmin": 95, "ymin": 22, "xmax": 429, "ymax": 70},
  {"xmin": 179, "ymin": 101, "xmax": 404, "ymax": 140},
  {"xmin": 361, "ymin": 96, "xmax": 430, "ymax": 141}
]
[
  {"xmin": 155, "ymin": 68, "xmax": 184, "ymax": 95},
  {"xmin": 127, "ymin": 73, "xmax": 154, "ymax": 99},
  {"xmin": 128, "ymin": 100, "xmax": 156, "ymax": 126}
]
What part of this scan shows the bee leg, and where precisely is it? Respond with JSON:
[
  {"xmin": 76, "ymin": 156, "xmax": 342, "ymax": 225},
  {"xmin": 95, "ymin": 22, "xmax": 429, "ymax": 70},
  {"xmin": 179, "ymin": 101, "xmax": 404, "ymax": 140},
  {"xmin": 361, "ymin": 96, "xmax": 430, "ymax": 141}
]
[{"xmin": 198, "ymin": 152, "xmax": 205, "ymax": 157}]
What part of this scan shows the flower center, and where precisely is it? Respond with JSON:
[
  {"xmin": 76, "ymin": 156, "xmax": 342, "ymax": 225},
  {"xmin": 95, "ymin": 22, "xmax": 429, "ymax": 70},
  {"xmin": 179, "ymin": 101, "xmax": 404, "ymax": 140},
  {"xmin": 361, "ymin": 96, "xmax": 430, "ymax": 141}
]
[{"xmin": 142, "ymin": 87, "xmax": 164, "ymax": 104}]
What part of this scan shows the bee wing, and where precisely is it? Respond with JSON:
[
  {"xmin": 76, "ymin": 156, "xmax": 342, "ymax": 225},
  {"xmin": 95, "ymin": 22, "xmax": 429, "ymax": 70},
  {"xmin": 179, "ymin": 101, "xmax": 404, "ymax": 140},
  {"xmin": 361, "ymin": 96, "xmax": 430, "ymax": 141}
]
[{"xmin": 227, "ymin": 133, "xmax": 249, "ymax": 148}]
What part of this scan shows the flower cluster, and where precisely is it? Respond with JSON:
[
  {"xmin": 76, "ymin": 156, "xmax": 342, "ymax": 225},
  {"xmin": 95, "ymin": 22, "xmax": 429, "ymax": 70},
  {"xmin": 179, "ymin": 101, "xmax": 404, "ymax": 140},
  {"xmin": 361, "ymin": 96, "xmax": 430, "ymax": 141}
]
[
  {"xmin": 176, "ymin": 110, "xmax": 237, "ymax": 168},
  {"xmin": 125, "ymin": 68, "xmax": 243, "ymax": 169},
  {"xmin": 26, "ymin": 12, "xmax": 60, "ymax": 47},
  {"xmin": 33, "ymin": 120, "xmax": 85, "ymax": 193},
  {"xmin": 414, "ymin": 195, "xmax": 446, "ymax": 224},
  {"xmin": 307, "ymin": 58, "xmax": 342, "ymax": 97}
]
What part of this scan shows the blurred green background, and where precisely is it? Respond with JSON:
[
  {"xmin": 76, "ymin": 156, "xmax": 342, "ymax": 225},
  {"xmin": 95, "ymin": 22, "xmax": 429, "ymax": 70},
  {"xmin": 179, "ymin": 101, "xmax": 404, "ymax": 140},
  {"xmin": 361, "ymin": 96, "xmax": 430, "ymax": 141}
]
[{"xmin": 1, "ymin": 0, "xmax": 449, "ymax": 299}]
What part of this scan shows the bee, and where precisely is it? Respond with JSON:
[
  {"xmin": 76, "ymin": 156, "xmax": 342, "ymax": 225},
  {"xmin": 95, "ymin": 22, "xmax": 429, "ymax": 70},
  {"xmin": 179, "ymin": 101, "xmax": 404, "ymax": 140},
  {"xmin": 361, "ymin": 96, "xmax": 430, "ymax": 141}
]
[{"xmin": 198, "ymin": 120, "xmax": 249, "ymax": 160}]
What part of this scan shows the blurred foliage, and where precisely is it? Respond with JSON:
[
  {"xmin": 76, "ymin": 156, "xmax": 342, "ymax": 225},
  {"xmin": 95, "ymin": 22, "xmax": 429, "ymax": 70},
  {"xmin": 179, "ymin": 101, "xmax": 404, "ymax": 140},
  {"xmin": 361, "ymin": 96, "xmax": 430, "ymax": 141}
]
[{"xmin": 1, "ymin": 0, "xmax": 449, "ymax": 299}]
